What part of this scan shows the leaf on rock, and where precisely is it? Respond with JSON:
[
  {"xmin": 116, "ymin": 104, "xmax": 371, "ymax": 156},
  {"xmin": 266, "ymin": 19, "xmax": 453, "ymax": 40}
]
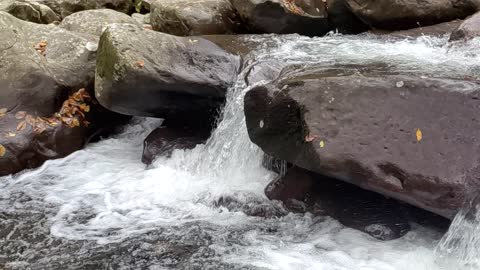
[
  {"xmin": 71, "ymin": 118, "xmax": 80, "ymax": 127},
  {"xmin": 0, "ymin": 144, "xmax": 5, "ymax": 157},
  {"xmin": 305, "ymin": 134, "xmax": 317, "ymax": 142},
  {"xmin": 15, "ymin": 111, "xmax": 27, "ymax": 119},
  {"xmin": 26, "ymin": 115, "xmax": 36, "ymax": 126},
  {"xmin": 319, "ymin": 141, "xmax": 325, "ymax": 148},
  {"xmin": 0, "ymin": 108, "xmax": 7, "ymax": 117},
  {"xmin": 135, "ymin": 60, "xmax": 145, "ymax": 68},
  {"xmin": 16, "ymin": 121, "xmax": 27, "ymax": 131},
  {"xmin": 5, "ymin": 132, "xmax": 16, "ymax": 138},
  {"xmin": 416, "ymin": 128, "xmax": 423, "ymax": 142}
]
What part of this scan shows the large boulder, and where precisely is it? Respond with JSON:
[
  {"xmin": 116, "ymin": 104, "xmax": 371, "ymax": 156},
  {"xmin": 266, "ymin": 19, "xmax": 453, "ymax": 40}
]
[
  {"xmin": 150, "ymin": 0, "xmax": 241, "ymax": 36},
  {"xmin": 346, "ymin": 0, "xmax": 480, "ymax": 30},
  {"xmin": 230, "ymin": 0, "xmax": 368, "ymax": 36},
  {"xmin": 59, "ymin": 9, "xmax": 139, "ymax": 36},
  {"xmin": 0, "ymin": 12, "xmax": 123, "ymax": 176},
  {"xmin": 450, "ymin": 11, "xmax": 480, "ymax": 41},
  {"xmin": 0, "ymin": 0, "xmax": 60, "ymax": 24},
  {"xmin": 53, "ymin": 0, "xmax": 134, "ymax": 18},
  {"xmin": 231, "ymin": 0, "xmax": 328, "ymax": 35},
  {"xmin": 244, "ymin": 65, "xmax": 480, "ymax": 220},
  {"xmin": 95, "ymin": 23, "xmax": 241, "ymax": 121},
  {"xmin": 374, "ymin": 20, "xmax": 462, "ymax": 39}
]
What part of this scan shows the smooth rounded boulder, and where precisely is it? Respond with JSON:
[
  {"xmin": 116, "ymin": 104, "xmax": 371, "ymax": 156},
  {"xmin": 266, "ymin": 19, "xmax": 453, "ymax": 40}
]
[
  {"xmin": 0, "ymin": 12, "xmax": 123, "ymax": 176},
  {"xmin": 450, "ymin": 11, "xmax": 480, "ymax": 41},
  {"xmin": 346, "ymin": 0, "xmax": 480, "ymax": 30},
  {"xmin": 0, "ymin": 0, "xmax": 60, "ymax": 24},
  {"xmin": 150, "ymin": 0, "xmax": 241, "ymax": 36},
  {"xmin": 95, "ymin": 24, "xmax": 241, "ymax": 120},
  {"xmin": 59, "ymin": 9, "xmax": 140, "ymax": 36},
  {"xmin": 245, "ymin": 64, "xmax": 480, "ymax": 220}
]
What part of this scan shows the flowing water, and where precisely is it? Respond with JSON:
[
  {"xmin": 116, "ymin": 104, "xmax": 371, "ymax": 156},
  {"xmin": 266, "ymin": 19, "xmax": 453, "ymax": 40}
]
[{"xmin": 2, "ymin": 34, "xmax": 480, "ymax": 270}]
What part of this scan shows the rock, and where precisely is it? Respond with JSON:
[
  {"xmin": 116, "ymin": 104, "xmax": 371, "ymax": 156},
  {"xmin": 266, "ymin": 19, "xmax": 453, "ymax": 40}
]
[
  {"xmin": 59, "ymin": 9, "xmax": 139, "ymax": 36},
  {"xmin": 54, "ymin": 0, "xmax": 135, "ymax": 18},
  {"xmin": 0, "ymin": 12, "xmax": 124, "ymax": 176},
  {"xmin": 131, "ymin": 12, "xmax": 150, "ymax": 25},
  {"xmin": 231, "ymin": 0, "xmax": 329, "ymax": 35},
  {"xmin": 266, "ymin": 166, "xmax": 412, "ymax": 240},
  {"xmin": 245, "ymin": 64, "xmax": 480, "ymax": 220},
  {"xmin": 150, "ymin": 0, "xmax": 241, "ymax": 36},
  {"xmin": 377, "ymin": 20, "xmax": 462, "ymax": 39},
  {"xmin": 346, "ymin": 0, "xmax": 480, "ymax": 30},
  {"xmin": 0, "ymin": 0, "xmax": 60, "ymax": 24},
  {"xmin": 450, "ymin": 12, "xmax": 480, "ymax": 41},
  {"xmin": 142, "ymin": 126, "xmax": 211, "ymax": 164},
  {"xmin": 95, "ymin": 23, "xmax": 241, "ymax": 121}
]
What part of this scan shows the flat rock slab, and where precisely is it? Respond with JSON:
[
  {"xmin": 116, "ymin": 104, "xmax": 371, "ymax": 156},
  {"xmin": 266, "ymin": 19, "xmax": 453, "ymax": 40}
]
[{"xmin": 245, "ymin": 65, "xmax": 480, "ymax": 219}]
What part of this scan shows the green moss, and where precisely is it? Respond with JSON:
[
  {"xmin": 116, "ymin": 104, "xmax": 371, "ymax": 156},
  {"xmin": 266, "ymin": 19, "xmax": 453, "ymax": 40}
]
[{"xmin": 96, "ymin": 30, "xmax": 120, "ymax": 82}]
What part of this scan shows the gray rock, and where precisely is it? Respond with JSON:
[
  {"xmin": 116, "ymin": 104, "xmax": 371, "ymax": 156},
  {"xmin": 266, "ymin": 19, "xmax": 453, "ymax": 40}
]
[
  {"xmin": 54, "ymin": 0, "xmax": 134, "ymax": 18},
  {"xmin": 0, "ymin": 12, "xmax": 123, "ymax": 176},
  {"xmin": 245, "ymin": 64, "xmax": 480, "ymax": 220},
  {"xmin": 59, "ymin": 9, "xmax": 139, "ymax": 36},
  {"xmin": 95, "ymin": 23, "xmax": 241, "ymax": 120},
  {"xmin": 346, "ymin": 0, "xmax": 480, "ymax": 30},
  {"xmin": 150, "ymin": 0, "xmax": 241, "ymax": 36},
  {"xmin": 450, "ymin": 11, "xmax": 480, "ymax": 41},
  {"xmin": 0, "ymin": 0, "xmax": 60, "ymax": 24},
  {"xmin": 131, "ymin": 12, "xmax": 150, "ymax": 25}
]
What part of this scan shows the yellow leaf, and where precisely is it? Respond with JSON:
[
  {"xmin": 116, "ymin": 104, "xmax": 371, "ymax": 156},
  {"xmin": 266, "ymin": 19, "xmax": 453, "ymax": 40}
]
[
  {"xmin": 5, "ymin": 132, "xmax": 16, "ymax": 138},
  {"xmin": 16, "ymin": 121, "xmax": 27, "ymax": 131},
  {"xmin": 0, "ymin": 108, "xmax": 7, "ymax": 114},
  {"xmin": 15, "ymin": 111, "xmax": 26, "ymax": 119},
  {"xmin": 319, "ymin": 141, "xmax": 325, "ymax": 148},
  {"xmin": 0, "ymin": 144, "xmax": 5, "ymax": 157},
  {"xmin": 71, "ymin": 118, "xmax": 80, "ymax": 127},
  {"xmin": 416, "ymin": 128, "xmax": 423, "ymax": 142}
]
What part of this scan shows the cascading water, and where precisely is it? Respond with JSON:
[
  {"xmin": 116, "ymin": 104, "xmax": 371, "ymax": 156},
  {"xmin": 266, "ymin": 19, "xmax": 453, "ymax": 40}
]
[{"xmin": 2, "ymin": 34, "xmax": 480, "ymax": 269}]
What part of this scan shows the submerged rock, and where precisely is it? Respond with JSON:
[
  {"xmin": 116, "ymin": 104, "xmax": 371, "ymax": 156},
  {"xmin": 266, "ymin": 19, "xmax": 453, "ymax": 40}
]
[
  {"xmin": 150, "ymin": 0, "xmax": 241, "ymax": 36},
  {"xmin": 95, "ymin": 23, "xmax": 241, "ymax": 120},
  {"xmin": 266, "ymin": 166, "xmax": 412, "ymax": 240},
  {"xmin": 142, "ymin": 126, "xmax": 210, "ymax": 165},
  {"xmin": 59, "ymin": 9, "xmax": 139, "ymax": 36},
  {"xmin": 450, "ymin": 11, "xmax": 480, "ymax": 42},
  {"xmin": 345, "ymin": 0, "xmax": 480, "ymax": 30},
  {"xmin": 0, "ymin": 12, "xmax": 124, "ymax": 176},
  {"xmin": 245, "ymin": 64, "xmax": 480, "ymax": 220}
]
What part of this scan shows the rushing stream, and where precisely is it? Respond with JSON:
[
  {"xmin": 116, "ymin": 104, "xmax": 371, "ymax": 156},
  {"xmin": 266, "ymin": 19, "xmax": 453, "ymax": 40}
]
[{"xmin": 2, "ymin": 34, "xmax": 480, "ymax": 269}]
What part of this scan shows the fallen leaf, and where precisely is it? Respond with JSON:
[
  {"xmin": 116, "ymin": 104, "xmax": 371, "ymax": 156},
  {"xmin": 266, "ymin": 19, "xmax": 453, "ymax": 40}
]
[
  {"xmin": 0, "ymin": 144, "xmax": 5, "ymax": 157},
  {"xmin": 135, "ymin": 60, "xmax": 145, "ymax": 68},
  {"xmin": 416, "ymin": 128, "xmax": 423, "ymax": 142},
  {"xmin": 26, "ymin": 115, "xmax": 36, "ymax": 126},
  {"xmin": 15, "ymin": 111, "xmax": 27, "ymax": 119},
  {"xmin": 16, "ymin": 121, "xmax": 27, "ymax": 131},
  {"xmin": 319, "ymin": 141, "xmax": 325, "ymax": 148},
  {"xmin": 71, "ymin": 118, "xmax": 80, "ymax": 127},
  {"xmin": 5, "ymin": 132, "xmax": 16, "ymax": 138},
  {"xmin": 305, "ymin": 134, "xmax": 317, "ymax": 142},
  {"xmin": 79, "ymin": 104, "xmax": 90, "ymax": 113},
  {"xmin": 0, "ymin": 108, "xmax": 7, "ymax": 114}
]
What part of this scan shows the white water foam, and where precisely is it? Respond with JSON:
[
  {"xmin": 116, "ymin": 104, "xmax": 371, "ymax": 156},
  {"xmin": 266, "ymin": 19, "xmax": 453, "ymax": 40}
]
[{"xmin": 2, "ymin": 34, "xmax": 480, "ymax": 269}]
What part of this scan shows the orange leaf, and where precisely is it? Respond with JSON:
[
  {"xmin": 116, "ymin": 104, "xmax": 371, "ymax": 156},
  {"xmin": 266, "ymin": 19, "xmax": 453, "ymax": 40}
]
[
  {"xmin": 0, "ymin": 108, "xmax": 7, "ymax": 114},
  {"xmin": 416, "ymin": 128, "xmax": 423, "ymax": 142},
  {"xmin": 0, "ymin": 144, "xmax": 5, "ymax": 157},
  {"xmin": 305, "ymin": 134, "xmax": 318, "ymax": 142},
  {"xmin": 71, "ymin": 118, "xmax": 80, "ymax": 127},
  {"xmin": 135, "ymin": 60, "xmax": 145, "ymax": 68},
  {"xmin": 15, "ymin": 111, "xmax": 27, "ymax": 119},
  {"xmin": 16, "ymin": 121, "xmax": 27, "ymax": 131}
]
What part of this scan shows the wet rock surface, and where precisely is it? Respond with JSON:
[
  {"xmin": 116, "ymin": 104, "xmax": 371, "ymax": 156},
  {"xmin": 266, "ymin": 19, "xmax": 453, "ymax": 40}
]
[
  {"xmin": 95, "ymin": 23, "xmax": 241, "ymax": 119},
  {"xmin": 265, "ymin": 166, "xmax": 450, "ymax": 240},
  {"xmin": 0, "ymin": 12, "xmax": 124, "ymax": 176},
  {"xmin": 450, "ymin": 11, "xmax": 480, "ymax": 42},
  {"xmin": 345, "ymin": 0, "xmax": 480, "ymax": 30},
  {"xmin": 245, "ymin": 64, "xmax": 480, "ymax": 220},
  {"xmin": 151, "ymin": 0, "xmax": 241, "ymax": 36}
]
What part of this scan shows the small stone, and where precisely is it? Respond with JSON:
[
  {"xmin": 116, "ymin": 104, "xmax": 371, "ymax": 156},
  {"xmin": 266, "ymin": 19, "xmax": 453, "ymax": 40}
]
[
  {"xmin": 396, "ymin": 81, "xmax": 404, "ymax": 88},
  {"xmin": 85, "ymin": 42, "xmax": 98, "ymax": 52},
  {"xmin": 259, "ymin": 120, "xmax": 264, "ymax": 128}
]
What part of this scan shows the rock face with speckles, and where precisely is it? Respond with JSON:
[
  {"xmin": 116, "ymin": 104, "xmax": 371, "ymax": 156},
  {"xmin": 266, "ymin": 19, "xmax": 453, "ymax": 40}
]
[
  {"xmin": 95, "ymin": 23, "xmax": 241, "ymax": 121},
  {"xmin": 150, "ymin": 0, "xmax": 242, "ymax": 36},
  {"xmin": 244, "ymin": 64, "xmax": 480, "ymax": 220},
  {"xmin": 0, "ymin": 12, "xmax": 124, "ymax": 176},
  {"xmin": 450, "ymin": 11, "xmax": 480, "ymax": 42},
  {"xmin": 345, "ymin": 0, "xmax": 480, "ymax": 30},
  {"xmin": 59, "ymin": 9, "xmax": 140, "ymax": 36}
]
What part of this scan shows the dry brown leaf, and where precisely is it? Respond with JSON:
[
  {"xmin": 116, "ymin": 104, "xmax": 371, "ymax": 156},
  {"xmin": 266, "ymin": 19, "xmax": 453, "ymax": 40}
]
[
  {"xmin": 26, "ymin": 115, "xmax": 36, "ymax": 126},
  {"xmin": 135, "ymin": 60, "xmax": 145, "ymax": 68},
  {"xmin": 79, "ymin": 104, "xmax": 90, "ymax": 113},
  {"xmin": 16, "ymin": 121, "xmax": 27, "ymax": 131},
  {"xmin": 0, "ymin": 144, "xmax": 5, "ymax": 157},
  {"xmin": 15, "ymin": 111, "xmax": 27, "ymax": 119},
  {"xmin": 71, "ymin": 118, "xmax": 80, "ymax": 127},
  {"xmin": 305, "ymin": 134, "xmax": 318, "ymax": 142},
  {"xmin": 0, "ymin": 108, "xmax": 7, "ymax": 114}
]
